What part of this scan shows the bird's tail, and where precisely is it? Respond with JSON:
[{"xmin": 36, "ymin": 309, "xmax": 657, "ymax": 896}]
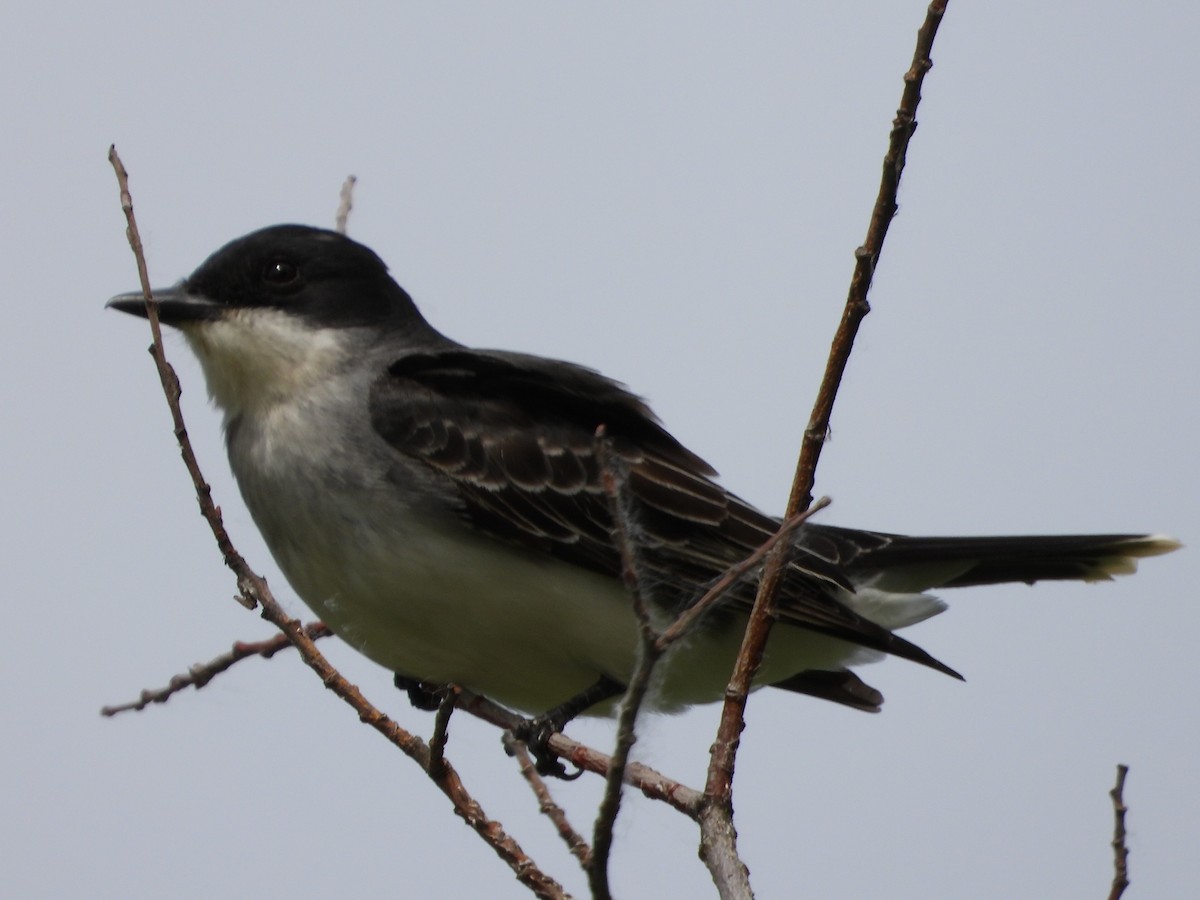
[
  {"xmin": 771, "ymin": 531, "xmax": 1179, "ymax": 711},
  {"xmin": 816, "ymin": 530, "xmax": 1181, "ymax": 592}
]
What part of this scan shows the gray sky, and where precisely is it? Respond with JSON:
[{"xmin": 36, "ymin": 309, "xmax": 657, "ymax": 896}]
[{"xmin": 3, "ymin": 3, "xmax": 1196, "ymax": 897}]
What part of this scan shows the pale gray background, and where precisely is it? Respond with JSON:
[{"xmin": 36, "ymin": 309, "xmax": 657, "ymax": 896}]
[{"xmin": 3, "ymin": 3, "xmax": 1195, "ymax": 898}]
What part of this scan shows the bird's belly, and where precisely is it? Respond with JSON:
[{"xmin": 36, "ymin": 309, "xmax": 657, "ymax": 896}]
[
  {"xmin": 271, "ymin": 514, "xmax": 867, "ymax": 714},
  {"xmin": 247, "ymin": 481, "xmax": 641, "ymax": 712}
]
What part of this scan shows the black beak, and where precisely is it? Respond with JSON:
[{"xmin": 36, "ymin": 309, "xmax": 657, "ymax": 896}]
[{"xmin": 106, "ymin": 285, "xmax": 221, "ymax": 325}]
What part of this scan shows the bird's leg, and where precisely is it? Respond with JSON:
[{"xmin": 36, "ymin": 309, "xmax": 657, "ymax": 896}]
[
  {"xmin": 393, "ymin": 673, "xmax": 447, "ymax": 711},
  {"xmin": 510, "ymin": 674, "xmax": 626, "ymax": 779}
]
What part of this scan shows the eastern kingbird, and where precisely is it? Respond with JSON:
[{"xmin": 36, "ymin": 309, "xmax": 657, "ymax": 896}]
[{"xmin": 108, "ymin": 225, "xmax": 1178, "ymax": 719}]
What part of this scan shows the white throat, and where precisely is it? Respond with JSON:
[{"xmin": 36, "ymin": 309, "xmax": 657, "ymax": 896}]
[{"xmin": 181, "ymin": 308, "xmax": 351, "ymax": 421}]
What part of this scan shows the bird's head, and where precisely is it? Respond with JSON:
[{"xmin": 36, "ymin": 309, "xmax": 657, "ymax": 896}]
[{"xmin": 108, "ymin": 225, "xmax": 443, "ymax": 418}]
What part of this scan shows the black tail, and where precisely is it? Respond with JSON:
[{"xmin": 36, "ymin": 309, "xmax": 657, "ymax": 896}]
[
  {"xmin": 772, "ymin": 531, "xmax": 1177, "ymax": 712},
  {"xmin": 801, "ymin": 528, "xmax": 1179, "ymax": 591}
]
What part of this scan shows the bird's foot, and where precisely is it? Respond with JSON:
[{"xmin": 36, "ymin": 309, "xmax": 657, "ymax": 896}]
[
  {"xmin": 510, "ymin": 714, "xmax": 584, "ymax": 780},
  {"xmin": 508, "ymin": 675, "xmax": 625, "ymax": 779}
]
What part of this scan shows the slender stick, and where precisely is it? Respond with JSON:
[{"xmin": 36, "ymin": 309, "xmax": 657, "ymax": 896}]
[
  {"xmin": 455, "ymin": 688, "xmax": 704, "ymax": 819},
  {"xmin": 335, "ymin": 174, "xmax": 357, "ymax": 234},
  {"xmin": 656, "ymin": 501, "xmax": 829, "ymax": 651},
  {"xmin": 107, "ymin": 148, "xmax": 567, "ymax": 900},
  {"xmin": 429, "ymin": 687, "xmax": 457, "ymax": 778},
  {"xmin": 1108, "ymin": 764, "xmax": 1130, "ymax": 900},
  {"xmin": 698, "ymin": 4, "xmax": 949, "ymax": 895},
  {"xmin": 101, "ymin": 622, "xmax": 334, "ymax": 716},
  {"xmin": 504, "ymin": 733, "xmax": 594, "ymax": 867},
  {"xmin": 587, "ymin": 435, "xmax": 662, "ymax": 899}
]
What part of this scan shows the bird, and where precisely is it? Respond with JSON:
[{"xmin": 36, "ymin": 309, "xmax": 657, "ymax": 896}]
[{"xmin": 107, "ymin": 224, "xmax": 1178, "ymax": 729}]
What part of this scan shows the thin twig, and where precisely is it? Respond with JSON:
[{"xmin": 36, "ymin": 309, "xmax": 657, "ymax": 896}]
[
  {"xmin": 588, "ymin": 434, "xmax": 663, "ymax": 899},
  {"xmin": 789, "ymin": 0, "xmax": 945, "ymax": 516},
  {"xmin": 100, "ymin": 622, "xmax": 334, "ymax": 716},
  {"xmin": 656, "ymin": 500, "xmax": 829, "ymax": 652},
  {"xmin": 107, "ymin": 147, "xmax": 258, "ymax": 611},
  {"xmin": 103, "ymin": 622, "xmax": 704, "ymax": 820},
  {"xmin": 1108, "ymin": 764, "xmax": 1131, "ymax": 900},
  {"xmin": 455, "ymin": 688, "xmax": 704, "ymax": 819},
  {"xmin": 504, "ymin": 733, "xmax": 593, "ymax": 867},
  {"xmin": 698, "ymin": 3, "xmax": 949, "ymax": 895},
  {"xmin": 104, "ymin": 617, "xmax": 705, "ymax": 819},
  {"xmin": 107, "ymin": 148, "xmax": 566, "ymax": 900},
  {"xmin": 335, "ymin": 174, "xmax": 357, "ymax": 234},
  {"xmin": 429, "ymin": 686, "xmax": 458, "ymax": 778}
]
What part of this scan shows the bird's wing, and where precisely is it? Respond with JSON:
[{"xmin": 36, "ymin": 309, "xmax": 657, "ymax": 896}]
[{"xmin": 368, "ymin": 348, "xmax": 957, "ymax": 677}]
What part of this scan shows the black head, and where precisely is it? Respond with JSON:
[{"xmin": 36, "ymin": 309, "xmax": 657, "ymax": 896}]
[{"xmin": 109, "ymin": 225, "xmax": 437, "ymax": 335}]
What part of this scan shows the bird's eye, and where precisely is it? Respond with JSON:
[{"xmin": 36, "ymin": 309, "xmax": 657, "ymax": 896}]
[{"xmin": 262, "ymin": 259, "xmax": 300, "ymax": 286}]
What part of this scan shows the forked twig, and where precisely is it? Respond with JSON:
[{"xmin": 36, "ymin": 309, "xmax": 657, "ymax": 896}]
[
  {"xmin": 698, "ymin": 3, "xmax": 949, "ymax": 895},
  {"xmin": 107, "ymin": 149, "xmax": 566, "ymax": 900},
  {"xmin": 455, "ymin": 688, "xmax": 703, "ymax": 819},
  {"xmin": 656, "ymin": 500, "xmax": 829, "ymax": 652},
  {"xmin": 101, "ymin": 622, "xmax": 333, "ymax": 716}
]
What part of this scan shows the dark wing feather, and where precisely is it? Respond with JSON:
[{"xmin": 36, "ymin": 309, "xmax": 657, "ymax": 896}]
[
  {"xmin": 771, "ymin": 669, "xmax": 885, "ymax": 713},
  {"xmin": 369, "ymin": 348, "xmax": 959, "ymax": 678}
]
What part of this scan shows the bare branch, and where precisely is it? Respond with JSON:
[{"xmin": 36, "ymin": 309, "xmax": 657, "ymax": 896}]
[
  {"xmin": 100, "ymin": 622, "xmax": 333, "ymax": 716},
  {"xmin": 107, "ymin": 147, "xmax": 259, "ymax": 611},
  {"xmin": 1108, "ymin": 764, "xmax": 1131, "ymax": 900},
  {"xmin": 455, "ymin": 688, "xmax": 703, "ymax": 819},
  {"xmin": 699, "ymin": 2, "xmax": 949, "ymax": 893},
  {"xmin": 429, "ymin": 686, "xmax": 458, "ymax": 778},
  {"xmin": 107, "ymin": 149, "xmax": 566, "ymax": 900},
  {"xmin": 698, "ymin": 803, "xmax": 751, "ymax": 900},
  {"xmin": 588, "ymin": 434, "xmax": 664, "ymax": 899},
  {"xmin": 656, "ymin": 500, "xmax": 829, "ymax": 652},
  {"xmin": 504, "ymin": 733, "xmax": 593, "ymax": 868},
  {"xmin": 335, "ymin": 174, "xmax": 357, "ymax": 234},
  {"xmin": 790, "ymin": 0, "xmax": 947, "ymax": 515},
  {"xmin": 103, "ymin": 619, "xmax": 705, "ymax": 820}
]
